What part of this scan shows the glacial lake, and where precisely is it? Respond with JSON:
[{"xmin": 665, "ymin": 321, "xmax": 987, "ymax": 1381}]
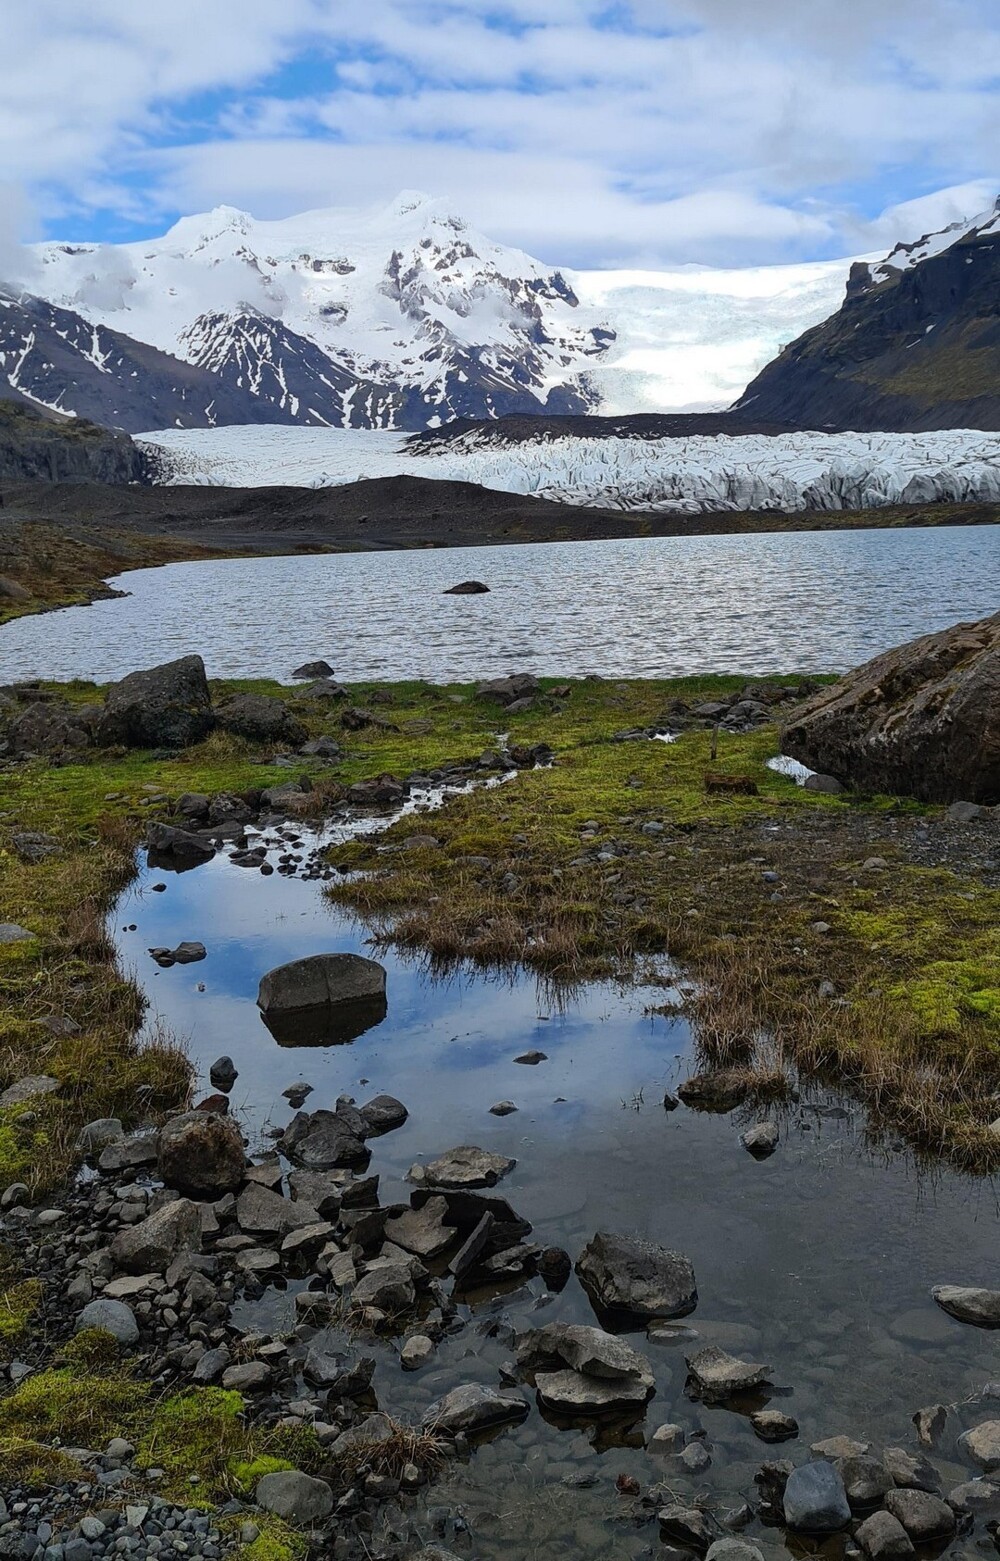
[
  {"xmin": 4, "ymin": 522, "xmax": 1000, "ymax": 682},
  {"xmin": 111, "ymin": 817, "xmax": 1000, "ymax": 1561}
]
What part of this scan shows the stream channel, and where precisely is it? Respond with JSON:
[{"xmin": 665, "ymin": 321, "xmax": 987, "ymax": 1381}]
[{"xmin": 109, "ymin": 784, "xmax": 1000, "ymax": 1561}]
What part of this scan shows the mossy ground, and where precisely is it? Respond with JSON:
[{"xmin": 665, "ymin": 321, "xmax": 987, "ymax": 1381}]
[{"xmin": 1, "ymin": 671, "xmax": 998, "ymax": 1174}]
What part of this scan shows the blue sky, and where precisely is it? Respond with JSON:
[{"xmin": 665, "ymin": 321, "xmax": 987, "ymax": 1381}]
[{"xmin": 1, "ymin": 0, "xmax": 998, "ymax": 267}]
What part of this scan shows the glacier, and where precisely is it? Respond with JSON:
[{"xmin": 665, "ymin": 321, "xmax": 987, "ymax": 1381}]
[{"xmin": 138, "ymin": 424, "xmax": 1000, "ymax": 514}]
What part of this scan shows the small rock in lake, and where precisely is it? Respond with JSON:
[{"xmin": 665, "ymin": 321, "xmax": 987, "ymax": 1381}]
[
  {"xmin": 855, "ymin": 1511, "xmax": 915, "ymax": 1560},
  {"xmin": 932, "ymin": 1284, "xmax": 1000, "ymax": 1327},
  {"xmin": 444, "ymin": 580, "xmax": 491, "ymax": 595},
  {"xmin": 686, "ymin": 1345, "xmax": 772, "ymax": 1401},
  {"xmin": 913, "ymin": 1403, "xmax": 948, "ymax": 1446},
  {"xmin": 882, "ymin": 1447, "xmax": 941, "ymax": 1492},
  {"xmin": 209, "ymin": 1055, "xmax": 238, "ymax": 1092},
  {"xmin": 783, "ymin": 1461, "xmax": 851, "ymax": 1531},
  {"xmin": 576, "ymin": 1230, "xmax": 697, "ymax": 1321},
  {"xmin": 514, "ymin": 1050, "xmax": 547, "ymax": 1065},
  {"xmin": 490, "ymin": 1100, "xmax": 518, "ymax": 1116},
  {"xmin": 741, "ymin": 1122, "xmax": 779, "ymax": 1158},
  {"xmin": 750, "ymin": 1409, "xmax": 798, "ymax": 1442},
  {"xmin": 283, "ymin": 1082, "xmax": 314, "ymax": 1108},
  {"xmin": 410, "ymin": 1144, "xmax": 516, "ymax": 1189},
  {"xmin": 959, "ymin": 1420, "xmax": 1000, "ymax": 1471},
  {"xmin": 883, "ymin": 1488, "xmax": 956, "ymax": 1541}
]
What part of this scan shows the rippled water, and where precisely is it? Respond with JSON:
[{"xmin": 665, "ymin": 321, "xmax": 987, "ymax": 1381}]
[
  {"xmin": 4, "ymin": 524, "xmax": 999, "ymax": 682},
  {"xmin": 113, "ymin": 829, "xmax": 1000, "ymax": 1559}
]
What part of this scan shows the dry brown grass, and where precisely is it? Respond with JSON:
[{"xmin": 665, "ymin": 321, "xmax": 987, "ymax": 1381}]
[{"xmin": 328, "ymin": 1417, "xmax": 448, "ymax": 1481}]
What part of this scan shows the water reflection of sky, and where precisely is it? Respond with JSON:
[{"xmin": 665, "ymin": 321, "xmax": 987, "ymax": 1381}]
[
  {"xmin": 114, "ymin": 835, "xmax": 1000, "ymax": 1500},
  {"xmin": 6, "ymin": 524, "xmax": 1000, "ymax": 682}
]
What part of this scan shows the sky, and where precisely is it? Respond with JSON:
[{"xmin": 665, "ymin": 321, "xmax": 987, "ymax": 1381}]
[{"xmin": 1, "ymin": 0, "xmax": 999, "ymax": 269}]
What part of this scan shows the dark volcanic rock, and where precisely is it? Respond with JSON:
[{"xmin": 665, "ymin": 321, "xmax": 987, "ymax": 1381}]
[
  {"xmin": 0, "ymin": 396, "xmax": 148, "ymax": 482},
  {"xmin": 782, "ymin": 611, "xmax": 1000, "ymax": 804},
  {"xmin": 445, "ymin": 580, "xmax": 490, "ymax": 594},
  {"xmin": 576, "ymin": 1231, "xmax": 697, "ymax": 1321},
  {"xmin": 158, "ymin": 1109, "xmax": 246, "ymax": 1197},
  {"xmin": 215, "ymin": 693, "xmax": 307, "ymax": 746},
  {"xmin": 257, "ymin": 953, "xmax": 388, "ymax": 1045},
  {"xmin": 97, "ymin": 654, "xmax": 215, "ymax": 749}
]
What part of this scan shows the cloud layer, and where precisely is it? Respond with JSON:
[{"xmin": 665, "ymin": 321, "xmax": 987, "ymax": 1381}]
[{"xmin": 1, "ymin": 0, "xmax": 999, "ymax": 265}]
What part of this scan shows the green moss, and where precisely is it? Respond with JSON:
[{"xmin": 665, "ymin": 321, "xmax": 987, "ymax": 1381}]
[
  {"xmin": 57, "ymin": 1326, "xmax": 123, "ymax": 1374},
  {"xmin": 0, "ymin": 1437, "xmax": 86, "ymax": 1488},
  {"xmin": 231, "ymin": 1517, "xmax": 307, "ymax": 1561},
  {"xmin": 0, "ymin": 1277, "xmax": 43, "ymax": 1356},
  {"xmin": 135, "ymin": 1388, "xmax": 248, "ymax": 1501},
  {"xmin": 0, "ymin": 1368, "xmax": 148, "ymax": 1445},
  {"xmin": 228, "ymin": 1454, "xmax": 295, "ymax": 1491}
]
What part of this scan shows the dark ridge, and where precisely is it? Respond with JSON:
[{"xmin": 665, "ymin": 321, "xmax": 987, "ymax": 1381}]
[
  {"xmin": 0, "ymin": 398, "xmax": 149, "ymax": 484},
  {"xmin": 407, "ymin": 411, "xmax": 802, "ymax": 448}
]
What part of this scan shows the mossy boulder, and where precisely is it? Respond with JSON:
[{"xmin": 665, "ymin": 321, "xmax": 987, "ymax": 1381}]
[{"xmin": 96, "ymin": 655, "xmax": 216, "ymax": 749}]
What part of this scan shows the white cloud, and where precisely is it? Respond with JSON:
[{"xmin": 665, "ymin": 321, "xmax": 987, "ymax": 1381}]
[{"xmin": 0, "ymin": 0, "xmax": 997, "ymax": 266}]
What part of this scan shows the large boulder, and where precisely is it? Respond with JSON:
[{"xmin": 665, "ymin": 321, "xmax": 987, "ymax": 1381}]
[
  {"xmin": 158, "ymin": 1110, "xmax": 246, "ymax": 1198},
  {"xmin": 257, "ymin": 953, "xmax": 388, "ymax": 1046},
  {"xmin": 782, "ymin": 612, "xmax": 1000, "ymax": 804},
  {"xmin": 215, "ymin": 694, "xmax": 307, "ymax": 747},
  {"xmin": 576, "ymin": 1231, "xmax": 697, "ymax": 1321},
  {"xmin": 6, "ymin": 702, "xmax": 93, "ymax": 756},
  {"xmin": 97, "ymin": 655, "xmax": 215, "ymax": 750}
]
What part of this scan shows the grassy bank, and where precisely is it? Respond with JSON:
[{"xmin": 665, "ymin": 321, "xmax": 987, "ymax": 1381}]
[{"xmin": 1, "ymin": 673, "xmax": 999, "ymax": 1193}]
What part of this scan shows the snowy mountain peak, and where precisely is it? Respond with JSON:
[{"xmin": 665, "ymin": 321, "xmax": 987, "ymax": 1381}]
[{"xmin": 865, "ymin": 195, "xmax": 1000, "ymax": 287}]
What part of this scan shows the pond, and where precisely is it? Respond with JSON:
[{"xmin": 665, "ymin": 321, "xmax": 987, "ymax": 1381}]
[
  {"xmin": 112, "ymin": 818, "xmax": 1000, "ymax": 1560},
  {"xmin": 4, "ymin": 523, "xmax": 1000, "ymax": 683}
]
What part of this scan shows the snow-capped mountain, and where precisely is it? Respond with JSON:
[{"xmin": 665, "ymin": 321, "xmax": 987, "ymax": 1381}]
[
  {"xmin": 23, "ymin": 193, "xmax": 610, "ymax": 430},
  {"xmin": 737, "ymin": 195, "xmax": 1000, "ymax": 430}
]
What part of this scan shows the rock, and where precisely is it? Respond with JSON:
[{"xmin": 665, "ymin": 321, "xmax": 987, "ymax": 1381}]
[
  {"xmin": 353, "ymin": 1262, "xmax": 417, "ymax": 1312},
  {"xmin": 651, "ymin": 1423, "xmax": 686, "ymax": 1452},
  {"xmin": 913, "ymin": 1403, "xmax": 947, "ymax": 1446},
  {"xmin": 209, "ymin": 1056, "xmax": 238, "ymax": 1092},
  {"xmin": 410, "ymin": 1145, "xmax": 515, "ymax": 1189},
  {"xmin": 882, "ymin": 1447, "xmax": 941, "ymax": 1491},
  {"xmin": 490, "ymin": 1100, "xmax": 518, "ymax": 1117},
  {"xmin": 288, "ymin": 1170, "xmax": 344, "ymax": 1219},
  {"xmin": 576, "ymin": 1231, "xmax": 697, "ymax": 1321},
  {"xmin": 657, "ymin": 1506, "xmax": 717, "ymax": 1552},
  {"xmin": 0, "ymin": 1074, "xmax": 59, "ymax": 1108},
  {"xmin": 855, "ymin": 1511, "xmax": 915, "ymax": 1560},
  {"xmin": 537, "ymin": 1247, "xmax": 572, "ymax": 1291},
  {"xmin": 401, "ymin": 1335, "xmax": 435, "ymax": 1371},
  {"xmin": 359, "ymin": 1094, "xmax": 408, "ymax": 1136},
  {"xmin": 0, "ymin": 575, "xmax": 30, "ymax": 601},
  {"xmin": 781, "ymin": 611, "xmax": 1000, "ymax": 804},
  {"xmin": 783, "ymin": 1461, "xmax": 852, "ymax": 1531},
  {"xmin": 948, "ymin": 1478, "xmax": 1000, "ymax": 1512},
  {"xmin": 75, "ymin": 1299, "xmax": 139, "ymax": 1346},
  {"xmin": 111, "ymin": 1198, "xmax": 201, "ymax": 1273},
  {"xmin": 236, "ymin": 1182, "xmax": 320, "ymax": 1239},
  {"xmin": 158, "ymin": 1111, "xmax": 245, "ymax": 1198},
  {"xmin": 838, "ymin": 1455, "xmax": 894, "ymax": 1509},
  {"xmin": 292, "ymin": 660, "xmax": 334, "ymax": 678},
  {"xmin": 883, "ymin": 1488, "xmax": 956, "ymax": 1540},
  {"xmin": 811, "ymin": 1435, "xmax": 871, "ymax": 1458},
  {"xmin": 76, "ymin": 1118, "xmax": 124, "ymax": 1154},
  {"xmin": 257, "ymin": 953, "xmax": 388, "ymax": 1045},
  {"xmin": 7, "ymin": 703, "xmax": 92, "ymax": 757},
  {"xmin": 150, "ymin": 940, "xmax": 206, "ymax": 967},
  {"xmin": 98, "ymin": 1129, "xmax": 159, "ymax": 1173},
  {"xmin": 193, "ymin": 1346, "xmax": 231, "ymax": 1383},
  {"xmin": 741, "ymin": 1122, "xmax": 779, "ymax": 1158},
  {"xmin": 686, "ymin": 1345, "xmax": 771, "ymax": 1401},
  {"xmin": 517, "ymin": 1323, "xmax": 653, "ymax": 1382},
  {"xmin": 0, "ymin": 925, "xmax": 36, "ymax": 947},
  {"xmin": 384, "ymin": 1197, "xmax": 455, "ymax": 1258},
  {"xmin": 705, "ymin": 1542, "xmax": 764, "ymax": 1561},
  {"xmin": 255, "ymin": 1470, "xmax": 334, "ymax": 1524},
  {"xmin": 534, "ymin": 1367, "xmax": 653, "ymax": 1414},
  {"xmin": 445, "ymin": 581, "xmax": 490, "ymax": 594},
  {"xmin": 424, "ymin": 1382, "xmax": 529, "ymax": 1437},
  {"xmin": 960, "ymin": 1420, "xmax": 1000, "ymax": 1471},
  {"xmin": 932, "ymin": 1284, "xmax": 1000, "ymax": 1327},
  {"xmin": 330, "ymin": 1414, "xmax": 396, "ymax": 1459},
  {"xmin": 97, "ymin": 655, "xmax": 215, "ymax": 749},
  {"xmin": 223, "ymin": 1360, "xmax": 272, "ymax": 1393},
  {"xmin": 11, "ymin": 831, "xmax": 60, "ymax": 864},
  {"xmin": 514, "ymin": 1050, "xmax": 547, "ymax": 1065},
  {"xmin": 677, "ymin": 1072, "xmax": 749, "ymax": 1111},
  {"xmin": 145, "ymin": 822, "xmax": 215, "ymax": 865},
  {"xmin": 475, "ymin": 674, "xmax": 539, "ymax": 706},
  {"xmin": 804, "ymin": 773, "xmax": 844, "ymax": 794},
  {"xmin": 216, "ymin": 693, "xmax": 307, "ymax": 746},
  {"xmin": 281, "ymin": 1108, "xmax": 369, "ymax": 1171},
  {"xmin": 750, "ymin": 1409, "xmax": 798, "ymax": 1442}
]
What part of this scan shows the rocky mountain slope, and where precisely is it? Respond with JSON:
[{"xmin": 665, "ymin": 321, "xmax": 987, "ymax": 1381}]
[
  {"xmin": 735, "ymin": 199, "xmax": 1000, "ymax": 430},
  {"xmin": 0, "ymin": 398, "xmax": 148, "ymax": 483}
]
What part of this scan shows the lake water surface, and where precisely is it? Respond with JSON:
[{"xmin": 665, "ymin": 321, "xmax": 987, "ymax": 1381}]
[{"xmin": 4, "ymin": 523, "xmax": 999, "ymax": 682}]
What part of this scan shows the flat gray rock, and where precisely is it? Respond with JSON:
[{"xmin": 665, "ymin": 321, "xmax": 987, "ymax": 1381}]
[
  {"xmin": 960, "ymin": 1419, "xmax": 1000, "ymax": 1471},
  {"xmin": 383, "ymin": 1197, "xmax": 455, "ymax": 1258},
  {"xmin": 686, "ymin": 1345, "xmax": 771, "ymax": 1401},
  {"xmin": 110, "ymin": 1199, "xmax": 201, "ymax": 1275},
  {"xmin": 236, "ymin": 1182, "xmax": 320, "ymax": 1240},
  {"xmin": 423, "ymin": 1382, "xmax": 529, "ymax": 1437},
  {"xmin": 932, "ymin": 1285, "xmax": 1000, "ymax": 1327},
  {"xmin": 0, "ymin": 925, "xmax": 36, "ymax": 946},
  {"xmin": 783, "ymin": 1461, "xmax": 851, "ymax": 1531},
  {"xmin": 882, "ymin": 1447, "xmax": 941, "ymax": 1492},
  {"xmin": 410, "ymin": 1145, "xmax": 515, "ymax": 1189},
  {"xmin": 0, "ymin": 1074, "xmax": 58, "ymax": 1108},
  {"xmin": 534, "ymin": 1366, "xmax": 653, "ymax": 1414},
  {"xmin": 516, "ymin": 1322, "xmax": 653, "ymax": 1382}
]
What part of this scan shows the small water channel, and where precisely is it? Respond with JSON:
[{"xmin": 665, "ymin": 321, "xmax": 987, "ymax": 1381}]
[{"xmin": 112, "ymin": 815, "xmax": 1000, "ymax": 1559}]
